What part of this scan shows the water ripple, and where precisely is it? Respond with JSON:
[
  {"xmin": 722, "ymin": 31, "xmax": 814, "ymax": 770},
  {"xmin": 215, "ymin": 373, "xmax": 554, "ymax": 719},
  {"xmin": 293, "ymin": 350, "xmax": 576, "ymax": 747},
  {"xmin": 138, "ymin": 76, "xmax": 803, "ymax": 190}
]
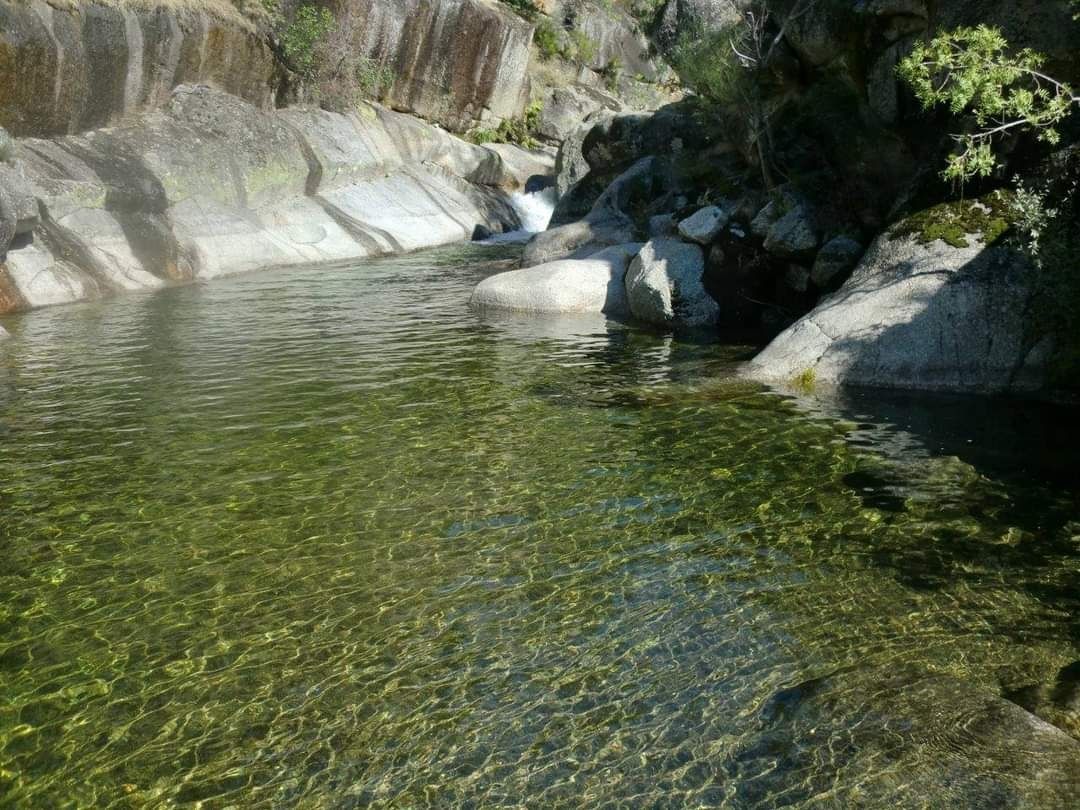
[{"xmin": 0, "ymin": 244, "xmax": 1078, "ymax": 807}]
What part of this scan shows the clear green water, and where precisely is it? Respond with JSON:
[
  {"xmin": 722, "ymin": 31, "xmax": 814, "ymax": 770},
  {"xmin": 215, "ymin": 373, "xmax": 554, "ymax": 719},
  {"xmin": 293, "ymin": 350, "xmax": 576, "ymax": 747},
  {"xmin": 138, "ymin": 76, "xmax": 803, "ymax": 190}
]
[{"xmin": 1, "ymin": 244, "xmax": 1078, "ymax": 808}]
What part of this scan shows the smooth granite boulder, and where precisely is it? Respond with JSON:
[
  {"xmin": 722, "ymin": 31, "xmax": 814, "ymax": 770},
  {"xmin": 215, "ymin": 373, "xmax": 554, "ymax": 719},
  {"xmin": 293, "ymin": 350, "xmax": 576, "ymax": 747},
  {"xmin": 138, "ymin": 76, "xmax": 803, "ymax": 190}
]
[
  {"xmin": 470, "ymin": 244, "xmax": 643, "ymax": 316},
  {"xmin": 625, "ymin": 238, "xmax": 718, "ymax": 328},
  {"xmin": 746, "ymin": 228, "xmax": 1049, "ymax": 394}
]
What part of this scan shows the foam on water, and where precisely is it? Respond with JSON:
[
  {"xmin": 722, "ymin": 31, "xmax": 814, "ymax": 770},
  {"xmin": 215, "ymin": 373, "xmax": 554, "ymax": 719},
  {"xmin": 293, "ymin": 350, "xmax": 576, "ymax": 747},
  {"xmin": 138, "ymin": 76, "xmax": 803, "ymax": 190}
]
[{"xmin": 483, "ymin": 187, "xmax": 557, "ymax": 244}]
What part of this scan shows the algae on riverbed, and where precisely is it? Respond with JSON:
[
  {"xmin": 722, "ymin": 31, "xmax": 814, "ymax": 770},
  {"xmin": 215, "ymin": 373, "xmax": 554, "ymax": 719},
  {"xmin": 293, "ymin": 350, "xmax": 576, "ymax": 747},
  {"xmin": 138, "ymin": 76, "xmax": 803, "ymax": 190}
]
[{"xmin": 0, "ymin": 244, "xmax": 1077, "ymax": 807}]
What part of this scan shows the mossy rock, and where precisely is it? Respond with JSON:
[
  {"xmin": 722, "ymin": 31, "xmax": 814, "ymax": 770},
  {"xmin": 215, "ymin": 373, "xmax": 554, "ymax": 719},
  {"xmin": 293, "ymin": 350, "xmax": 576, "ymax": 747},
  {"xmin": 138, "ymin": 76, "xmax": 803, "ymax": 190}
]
[{"xmin": 891, "ymin": 191, "xmax": 1016, "ymax": 249}]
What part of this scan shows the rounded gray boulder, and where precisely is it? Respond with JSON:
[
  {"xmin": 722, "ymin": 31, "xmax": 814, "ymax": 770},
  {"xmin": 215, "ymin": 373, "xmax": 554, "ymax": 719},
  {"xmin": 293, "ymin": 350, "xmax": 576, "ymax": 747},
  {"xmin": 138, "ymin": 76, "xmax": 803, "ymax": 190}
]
[
  {"xmin": 625, "ymin": 238, "xmax": 719, "ymax": 328},
  {"xmin": 470, "ymin": 244, "xmax": 643, "ymax": 316}
]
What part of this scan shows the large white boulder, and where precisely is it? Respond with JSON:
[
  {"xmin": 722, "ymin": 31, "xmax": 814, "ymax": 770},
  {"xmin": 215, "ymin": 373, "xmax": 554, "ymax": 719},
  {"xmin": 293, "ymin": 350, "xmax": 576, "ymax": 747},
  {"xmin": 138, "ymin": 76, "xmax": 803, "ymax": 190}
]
[
  {"xmin": 746, "ymin": 229, "xmax": 1049, "ymax": 394},
  {"xmin": 625, "ymin": 238, "xmax": 719, "ymax": 328},
  {"xmin": 469, "ymin": 244, "xmax": 643, "ymax": 315}
]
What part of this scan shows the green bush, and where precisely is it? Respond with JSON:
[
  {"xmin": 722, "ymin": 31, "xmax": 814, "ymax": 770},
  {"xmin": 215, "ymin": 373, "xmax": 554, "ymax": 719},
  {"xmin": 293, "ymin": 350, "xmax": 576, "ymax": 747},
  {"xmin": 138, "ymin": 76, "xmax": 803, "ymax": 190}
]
[
  {"xmin": 354, "ymin": 57, "xmax": 395, "ymax": 100},
  {"xmin": 534, "ymin": 19, "xmax": 564, "ymax": 61},
  {"xmin": 281, "ymin": 5, "xmax": 335, "ymax": 78},
  {"xmin": 601, "ymin": 57, "xmax": 622, "ymax": 92},
  {"xmin": 568, "ymin": 29, "xmax": 598, "ymax": 66},
  {"xmin": 669, "ymin": 26, "xmax": 747, "ymax": 111},
  {"xmin": 897, "ymin": 25, "xmax": 1079, "ymax": 182},
  {"xmin": 468, "ymin": 101, "xmax": 544, "ymax": 149}
]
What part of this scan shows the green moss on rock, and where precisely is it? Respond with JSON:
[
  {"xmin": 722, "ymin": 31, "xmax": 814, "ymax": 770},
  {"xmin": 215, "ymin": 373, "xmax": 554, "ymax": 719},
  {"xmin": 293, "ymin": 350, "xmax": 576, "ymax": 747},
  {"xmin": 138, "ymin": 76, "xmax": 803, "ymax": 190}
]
[
  {"xmin": 792, "ymin": 367, "xmax": 816, "ymax": 393},
  {"xmin": 891, "ymin": 190, "xmax": 1016, "ymax": 249}
]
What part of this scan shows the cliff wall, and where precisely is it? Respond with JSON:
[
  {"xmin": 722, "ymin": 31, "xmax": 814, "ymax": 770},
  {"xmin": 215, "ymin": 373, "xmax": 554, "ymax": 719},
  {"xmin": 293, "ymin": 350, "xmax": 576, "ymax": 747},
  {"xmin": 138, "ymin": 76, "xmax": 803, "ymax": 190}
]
[
  {"xmin": 0, "ymin": 0, "xmax": 278, "ymax": 137},
  {"xmin": 332, "ymin": 0, "xmax": 533, "ymax": 133}
]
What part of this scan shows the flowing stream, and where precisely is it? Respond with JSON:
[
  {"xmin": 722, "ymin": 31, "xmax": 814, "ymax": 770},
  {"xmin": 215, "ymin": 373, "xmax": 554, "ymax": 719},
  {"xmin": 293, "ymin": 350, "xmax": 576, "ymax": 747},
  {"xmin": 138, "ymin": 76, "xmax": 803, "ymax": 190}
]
[
  {"xmin": 483, "ymin": 188, "xmax": 557, "ymax": 244},
  {"xmin": 0, "ymin": 243, "xmax": 1078, "ymax": 807}
]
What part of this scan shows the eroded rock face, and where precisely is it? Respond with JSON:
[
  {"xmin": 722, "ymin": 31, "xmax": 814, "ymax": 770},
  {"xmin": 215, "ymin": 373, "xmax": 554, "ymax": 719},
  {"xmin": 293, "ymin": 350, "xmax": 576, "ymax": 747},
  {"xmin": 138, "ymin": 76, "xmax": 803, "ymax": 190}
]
[
  {"xmin": 625, "ymin": 238, "xmax": 718, "ymax": 328},
  {"xmin": 0, "ymin": 85, "xmax": 541, "ymax": 312},
  {"xmin": 551, "ymin": 100, "xmax": 709, "ymax": 225},
  {"xmin": 746, "ymin": 230, "xmax": 1049, "ymax": 394},
  {"xmin": 537, "ymin": 84, "xmax": 624, "ymax": 146},
  {"xmin": 346, "ymin": 0, "xmax": 532, "ymax": 133},
  {"xmin": 571, "ymin": 2, "xmax": 666, "ymax": 81},
  {"xmin": 470, "ymin": 243, "xmax": 642, "ymax": 315},
  {"xmin": 657, "ymin": 0, "xmax": 745, "ymax": 54},
  {"xmin": 0, "ymin": 0, "xmax": 278, "ymax": 138}
]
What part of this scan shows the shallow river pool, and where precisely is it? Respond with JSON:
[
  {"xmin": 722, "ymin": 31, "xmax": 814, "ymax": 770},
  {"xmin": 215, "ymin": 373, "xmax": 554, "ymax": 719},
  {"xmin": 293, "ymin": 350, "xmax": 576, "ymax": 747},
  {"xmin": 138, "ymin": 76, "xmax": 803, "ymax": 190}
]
[{"xmin": 1, "ymin": 244, "xmax": 1078, "ymax": 807}]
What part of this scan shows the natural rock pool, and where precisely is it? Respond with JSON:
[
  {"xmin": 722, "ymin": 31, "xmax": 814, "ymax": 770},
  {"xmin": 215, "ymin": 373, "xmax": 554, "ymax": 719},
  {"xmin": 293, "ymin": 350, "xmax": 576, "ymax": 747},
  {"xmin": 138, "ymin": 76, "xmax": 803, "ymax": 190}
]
[{"xmin": 1, "ymin": 244, "xmax": 1078, "ymax": 807}]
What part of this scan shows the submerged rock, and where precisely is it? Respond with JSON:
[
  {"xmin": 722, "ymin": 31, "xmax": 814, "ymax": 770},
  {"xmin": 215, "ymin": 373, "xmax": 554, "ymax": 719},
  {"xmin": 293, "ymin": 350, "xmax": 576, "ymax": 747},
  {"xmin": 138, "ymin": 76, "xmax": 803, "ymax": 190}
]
[
  {"xmin": 470, "ymin": 244, "xmax": 643, "ymax": 316},
  {"xmin": 625, "ymin": 238, "xmax": 718, "ymax": 328},
  {"xmin": 738, "ymin": 666, "xmax": 1080, "ymax": 807},
  {"xmin": 746, "ymin": 229, "xmax": 1049, "ymax": 394}
]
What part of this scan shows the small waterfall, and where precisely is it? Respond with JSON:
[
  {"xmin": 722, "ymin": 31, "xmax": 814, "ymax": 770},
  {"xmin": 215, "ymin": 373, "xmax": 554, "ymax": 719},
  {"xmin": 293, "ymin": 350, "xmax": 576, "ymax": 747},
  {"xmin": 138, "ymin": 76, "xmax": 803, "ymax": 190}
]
[{"xmin": 483, "ymin": 186, "xmax": 557, "ymax": 244}]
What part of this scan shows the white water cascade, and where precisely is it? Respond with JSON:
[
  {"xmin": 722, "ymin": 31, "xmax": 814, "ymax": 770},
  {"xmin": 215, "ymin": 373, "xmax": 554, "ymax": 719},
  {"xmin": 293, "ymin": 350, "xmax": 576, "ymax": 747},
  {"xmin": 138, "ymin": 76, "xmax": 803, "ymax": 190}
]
[{"xmin": 483, "ymin": 186, "xmax": 557, "ymax": 244}]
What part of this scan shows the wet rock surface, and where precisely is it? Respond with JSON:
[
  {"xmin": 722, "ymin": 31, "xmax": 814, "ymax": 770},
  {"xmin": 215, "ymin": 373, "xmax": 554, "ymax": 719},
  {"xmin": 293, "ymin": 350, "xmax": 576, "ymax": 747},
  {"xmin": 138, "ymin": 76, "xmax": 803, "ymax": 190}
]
[{"xmin": 737, "ymin": 666, "xmax": 1080, "ymax": 807}]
